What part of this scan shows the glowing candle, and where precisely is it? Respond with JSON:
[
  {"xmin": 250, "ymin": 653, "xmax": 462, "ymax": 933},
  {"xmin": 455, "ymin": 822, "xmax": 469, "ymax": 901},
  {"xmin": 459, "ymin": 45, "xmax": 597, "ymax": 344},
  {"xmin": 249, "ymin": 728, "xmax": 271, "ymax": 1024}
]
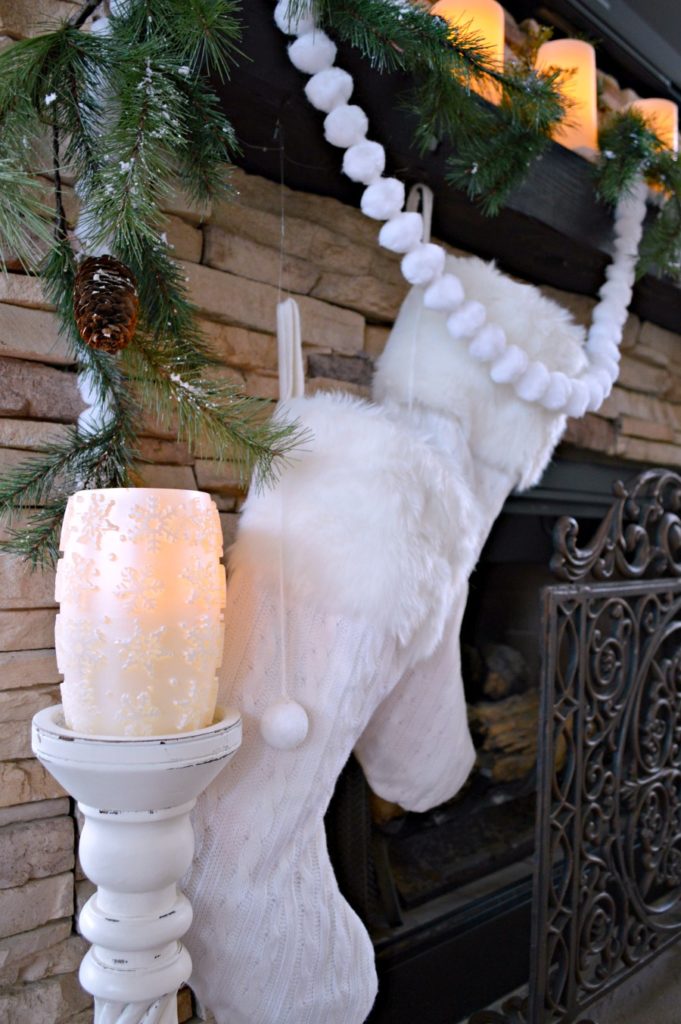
[
  {"xmin": 536, "ymin": 39, "xmax": 598, "ymax": 157},
  {"xmin": 631, "ymin": 98, "xmax": 679, "ymax": 152},
  {"xmin": 55, "ymin": 488, "xmax": 226, "ymax": 737},
  {"xmin": 430, "ymin": 0, "xmax": 505, "ymax": 103}
]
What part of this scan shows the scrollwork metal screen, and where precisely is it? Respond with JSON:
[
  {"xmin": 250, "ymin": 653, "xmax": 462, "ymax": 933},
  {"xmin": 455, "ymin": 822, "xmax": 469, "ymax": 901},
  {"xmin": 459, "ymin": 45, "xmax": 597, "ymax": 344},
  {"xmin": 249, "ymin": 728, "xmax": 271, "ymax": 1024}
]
[{"xmin": 529, "ymin": 469, "xmax": 681, "ymax": 1024}]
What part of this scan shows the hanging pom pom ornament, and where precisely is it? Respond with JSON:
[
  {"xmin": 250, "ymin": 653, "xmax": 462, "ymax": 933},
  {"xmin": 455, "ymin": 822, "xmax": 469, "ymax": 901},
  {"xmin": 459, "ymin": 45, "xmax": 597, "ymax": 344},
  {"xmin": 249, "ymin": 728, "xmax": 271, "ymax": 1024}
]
[
  {"xmin": 73, "ymin": 255, "xmax": 139, "ymax": 353},
  {"xmin": 260, "ymin": 699, "xmax": 310, "ymax": 750},
  {"xmin": 258, "ymin": 297, "xmax": 311, "ymax": 752}
]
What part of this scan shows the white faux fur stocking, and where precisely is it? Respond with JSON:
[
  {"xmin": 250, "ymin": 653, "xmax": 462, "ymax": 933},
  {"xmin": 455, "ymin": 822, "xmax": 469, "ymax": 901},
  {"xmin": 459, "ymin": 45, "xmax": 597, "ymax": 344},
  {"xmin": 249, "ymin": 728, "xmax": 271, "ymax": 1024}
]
[{"xmin": 184, "ymin": 257, "xmax": 586, "ymax": 1023}]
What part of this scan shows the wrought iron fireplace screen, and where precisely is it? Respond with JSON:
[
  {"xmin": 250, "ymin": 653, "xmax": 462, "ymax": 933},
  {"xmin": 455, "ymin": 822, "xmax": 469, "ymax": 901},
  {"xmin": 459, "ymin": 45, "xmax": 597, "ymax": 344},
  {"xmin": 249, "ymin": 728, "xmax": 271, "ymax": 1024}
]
[{"xmin": 473, "ymin": 469, "xmax": 681, "ymax": 1024}]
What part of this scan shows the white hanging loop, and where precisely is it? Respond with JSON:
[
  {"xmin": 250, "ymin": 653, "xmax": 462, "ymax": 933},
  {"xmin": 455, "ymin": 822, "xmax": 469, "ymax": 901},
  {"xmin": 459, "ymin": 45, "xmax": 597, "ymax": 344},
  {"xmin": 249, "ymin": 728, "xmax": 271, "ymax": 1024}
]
[
  {"xmin": 407, "ymin": 183, "xmax": 434, "ymax": 243},
  {"xmin": 277, "ymin": 297, "xmax": 305, "ymax": 401},
  {"xmin": 261, "ymin": 296, "xmax": 310, "ymax": 751}
]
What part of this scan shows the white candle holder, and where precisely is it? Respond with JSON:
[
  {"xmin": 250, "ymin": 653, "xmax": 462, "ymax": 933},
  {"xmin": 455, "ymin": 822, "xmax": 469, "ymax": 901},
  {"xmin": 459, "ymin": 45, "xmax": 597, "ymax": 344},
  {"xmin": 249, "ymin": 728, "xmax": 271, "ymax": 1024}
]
[{"xmin": 32, "ymin": 703, "xmax": 241, "ymax": 1024}]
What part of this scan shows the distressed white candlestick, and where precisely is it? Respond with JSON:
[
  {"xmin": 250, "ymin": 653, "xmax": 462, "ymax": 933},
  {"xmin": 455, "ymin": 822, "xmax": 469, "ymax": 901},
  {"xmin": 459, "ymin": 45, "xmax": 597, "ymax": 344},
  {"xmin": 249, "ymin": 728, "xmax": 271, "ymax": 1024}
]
[{"xmin": 32, "ymin": 704, "xmax": 241, "ymax": 1024}]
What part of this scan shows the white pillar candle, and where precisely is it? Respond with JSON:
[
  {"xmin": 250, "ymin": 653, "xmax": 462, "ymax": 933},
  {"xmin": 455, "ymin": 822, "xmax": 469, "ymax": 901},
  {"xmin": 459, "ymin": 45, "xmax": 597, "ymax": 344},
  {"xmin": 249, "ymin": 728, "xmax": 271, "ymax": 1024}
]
[
  {"xmin": 55, "ymin": 488, "xmax": 226, "ymax": 737},
  {"xmin": 536, "ymin": 39, "xmax": 599, "ymax": 157}
]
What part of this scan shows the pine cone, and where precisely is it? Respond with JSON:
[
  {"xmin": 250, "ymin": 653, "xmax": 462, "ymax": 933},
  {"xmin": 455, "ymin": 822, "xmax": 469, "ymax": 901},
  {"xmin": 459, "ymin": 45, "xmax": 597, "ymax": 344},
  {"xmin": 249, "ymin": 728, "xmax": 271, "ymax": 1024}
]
[{"xmin": 73, "ymin": 255, "xmax": 139, "ymax": 353}]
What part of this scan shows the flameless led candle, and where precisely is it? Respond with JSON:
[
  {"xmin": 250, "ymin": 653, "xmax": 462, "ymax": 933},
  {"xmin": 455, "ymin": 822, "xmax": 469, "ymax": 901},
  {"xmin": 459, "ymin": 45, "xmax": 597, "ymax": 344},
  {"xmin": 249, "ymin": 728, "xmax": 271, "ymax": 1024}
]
[
  {"xmin": 631, "ymin": 98, "xmax": 679, "ymax": 152},
  {"xmin": 430, "ymin": 0, "xmax": 505, "ymax": 103},
  {"xmin": 55, "ymin": 488, "xmax": 226, "ymax": 737},
  {"xmin": 536, "ymin": 39, "xmax": 598, "ymax": 157}
]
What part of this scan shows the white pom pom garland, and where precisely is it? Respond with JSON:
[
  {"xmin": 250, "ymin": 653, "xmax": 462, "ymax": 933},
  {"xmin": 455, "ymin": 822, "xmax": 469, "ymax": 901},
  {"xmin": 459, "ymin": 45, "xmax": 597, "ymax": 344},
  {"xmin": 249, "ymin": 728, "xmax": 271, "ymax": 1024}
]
[
  {"xmin": 288, "ymin": 31, "xmax": 337, "ymax": 74},
  {"xmin": 260, "ymin": 699, "xmax": 310, "ymax": 750},
  {"xmin": 515, "ymin": 361, "xmax": 551, "ymax": 402},
  {"xmin": 361, "ymin": 178, "xmax": 405, "ymax": 220},
  {"xmin": 446, "ymin": 301, "xmax": 486, "ymax": 340},
  {"xmin": 489, "ymin": 344, "xmax": 529, "ymax": 384},
  {"xmin": 564, "ymin": 379, "xmax": 591, "ymax": 418},
  {"xmin": 468, "ymin": 324, "xmax": 506, "ymax": 362},
  {"xmin": 305, "ymin": 67, "xmax": 354, "ymax": 112},
  {"xmin": 401, "ymin": 243, "xmax": 446, "ymax": 286},
  {"xmin": 275, "ymin": 5, "xmax": 648, "ymax": 417},
  {"xmin": 542, "ymin": 372, "xmax": 572, "ymax": 411},
  {"xmin": 424, "ymin": 273, "xmax": 465, "ymax": 311},
  {"xmin": 324, "ymin": 104, "xmax": 368, "ymax": 148},
  {"xmin": 379, "ymin": 212, "xmax": 424, "ymax": 254},
  {"xmin": 343, "ymin": 141, "xmax": 385, "ymax": 184}
]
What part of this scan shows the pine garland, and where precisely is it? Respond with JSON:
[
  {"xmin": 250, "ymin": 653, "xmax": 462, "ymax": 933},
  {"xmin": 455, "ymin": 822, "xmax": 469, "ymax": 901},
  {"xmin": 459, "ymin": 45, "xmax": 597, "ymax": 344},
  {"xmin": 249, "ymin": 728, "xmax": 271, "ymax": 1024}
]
[
  {"xmin": 596, "ymin": 109, "xmax": 681, "ymax": 280},
  {"xmin": 296, "ymin": 0, "xmax": 566, "ymax": 213},
  {"xmin": 0, "ymin": 0, "xmax": 301, "ymax": 568},
  {"xmin": 298, "ymin": 0, "xmax": 681, "ymax": 254}
]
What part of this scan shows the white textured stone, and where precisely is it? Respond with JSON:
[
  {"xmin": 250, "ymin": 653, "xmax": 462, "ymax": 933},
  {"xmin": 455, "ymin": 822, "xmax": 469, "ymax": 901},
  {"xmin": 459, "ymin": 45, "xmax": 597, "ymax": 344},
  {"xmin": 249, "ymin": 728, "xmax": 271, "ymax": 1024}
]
[
  {"xmin": 0, "ymin": 816, "xmax": 74, "ymax": 889},
  {"xmin": 0, "ymin": 873, "xmax": 73, "ymax": 940}
]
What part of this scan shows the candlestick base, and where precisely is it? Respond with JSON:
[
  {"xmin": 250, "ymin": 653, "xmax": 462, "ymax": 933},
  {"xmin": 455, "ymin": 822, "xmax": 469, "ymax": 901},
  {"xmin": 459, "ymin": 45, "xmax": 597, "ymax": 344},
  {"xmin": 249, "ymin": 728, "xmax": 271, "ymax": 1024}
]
[{"xmin": 32, "ymin": 705, "xmax": 241, "ymax": 1024}]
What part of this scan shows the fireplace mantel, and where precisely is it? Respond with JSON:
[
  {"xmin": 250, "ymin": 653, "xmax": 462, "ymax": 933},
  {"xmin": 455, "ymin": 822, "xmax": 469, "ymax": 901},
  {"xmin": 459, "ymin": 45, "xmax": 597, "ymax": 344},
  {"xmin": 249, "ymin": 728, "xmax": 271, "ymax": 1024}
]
[{"xmin": 216, "ymin": 0, "xmax": 681, "ymax": 335}]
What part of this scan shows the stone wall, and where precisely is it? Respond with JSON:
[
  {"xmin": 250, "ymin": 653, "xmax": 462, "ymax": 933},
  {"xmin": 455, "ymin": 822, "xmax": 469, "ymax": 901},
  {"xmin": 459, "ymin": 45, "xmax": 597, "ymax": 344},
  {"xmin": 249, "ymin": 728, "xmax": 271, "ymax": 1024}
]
[{"xmin": 1, "ymin": 2, "xmax": 681, "ymax": 1022}]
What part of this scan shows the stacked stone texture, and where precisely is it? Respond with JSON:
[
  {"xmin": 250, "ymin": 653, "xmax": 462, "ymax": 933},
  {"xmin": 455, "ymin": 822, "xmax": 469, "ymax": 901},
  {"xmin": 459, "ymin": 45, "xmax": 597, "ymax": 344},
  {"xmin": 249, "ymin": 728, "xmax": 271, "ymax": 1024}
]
[{"xmin": 1, "ymin": 1, "xmax": 680, "ymax": 1022}]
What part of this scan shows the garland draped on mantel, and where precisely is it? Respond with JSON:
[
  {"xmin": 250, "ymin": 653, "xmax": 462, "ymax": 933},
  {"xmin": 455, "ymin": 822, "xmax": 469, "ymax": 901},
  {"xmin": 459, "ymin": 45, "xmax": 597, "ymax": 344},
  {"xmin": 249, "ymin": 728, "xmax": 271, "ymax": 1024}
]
[{"xmin": 275, "ymin": 0, "xmax": 648, "ymax": 417}]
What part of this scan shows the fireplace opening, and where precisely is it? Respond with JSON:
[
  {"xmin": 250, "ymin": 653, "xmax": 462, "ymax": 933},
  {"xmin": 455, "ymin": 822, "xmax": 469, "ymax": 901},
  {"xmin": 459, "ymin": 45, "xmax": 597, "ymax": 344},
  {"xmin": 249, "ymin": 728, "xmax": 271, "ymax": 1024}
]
[{"xmin": 325, "ymin": 454, "xmax": 645, "ymax": 1024}]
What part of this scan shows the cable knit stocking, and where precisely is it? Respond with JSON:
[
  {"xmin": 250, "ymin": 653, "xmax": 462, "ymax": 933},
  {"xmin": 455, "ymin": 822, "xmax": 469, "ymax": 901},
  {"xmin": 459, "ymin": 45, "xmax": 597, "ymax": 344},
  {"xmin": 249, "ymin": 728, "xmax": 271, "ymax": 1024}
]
[{"xmin": 184, "ymin": 257, "xmax": 587, "ymax": 1023}]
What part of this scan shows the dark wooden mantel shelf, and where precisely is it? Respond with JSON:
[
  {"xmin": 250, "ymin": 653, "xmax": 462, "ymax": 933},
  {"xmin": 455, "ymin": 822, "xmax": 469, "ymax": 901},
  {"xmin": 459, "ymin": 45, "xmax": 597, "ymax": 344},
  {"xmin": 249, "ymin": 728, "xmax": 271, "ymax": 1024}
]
[{"xmin": 216, "ymin": 0, "xmax": 680, "ymax": 334}]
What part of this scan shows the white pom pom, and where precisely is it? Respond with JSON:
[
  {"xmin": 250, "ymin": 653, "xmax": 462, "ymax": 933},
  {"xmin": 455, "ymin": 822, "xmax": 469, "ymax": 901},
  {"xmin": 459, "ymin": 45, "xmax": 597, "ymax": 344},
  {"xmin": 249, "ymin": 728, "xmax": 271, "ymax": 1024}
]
[
  {"xmin": 260, "ymin": 699, "xmax": 309, "ymax": 750},
  {"xmin": 586, "ymin": 324, "xmax": 620, "ymax": 353},
  {"xmin": 468, "ymin": 324, "xmax": 506, "ymax": 361},
  {"xmin": 379, "ymin": 212, "xmax": 423, "ymax": 253},
  {"xmin": 515, "ymin": 361, "xmax": 550, "ymax": 402},
  {"xmin": 564, "ymin": 379, "xmax": 591, "ymax": 419},
  {"xmin": 324, "ymin": 104, "xmax": 368, "ymax": 148},
  {"xmin": 489, "ymin": 344, "xmax": 529, "ymax": 383},
  {"xmin": 288, "ymin": 31, "xmax": 337, "ymax": 74},
  {"xmin": 401, "ymin": 243, "xmax": 446, "ymax": 286},
  {"xmin": 446, "ymin": 301, "xmax": 486, "ymax": 341},
  {"xmin": 423, "ymin": 273, "xmax": 464, "ymax": 311},
  {"xmin": 541, "ymin": 371, "xmax": 572, "ymax": 411},
  {"xmin": 305, "ymin": 67, "xmax": 353, "ymax": 112},
  {"xmin": 343, "ymin": 140, "xmax": 385, "ymax": 184},
  {"xmin": 585, "ymin": 376, "xmax": 607, "ymax": 413},
  {"xmin": 589, "ymin": 355, "xmax": 619, "ymax": 382},
  {"xmin": 360, "ymin": 178, "xmax": 405, "ymax": 220},
  {"xmin": 591, "ymin": 301, "xmax": 621, "ymax": 327},
  {"xmin": 274, "ymin": 0, "xmax": 315, "ymax": 35},
  {"xmin": 599, "ymin": 279, "xmax": 631, "ymax": 307}
]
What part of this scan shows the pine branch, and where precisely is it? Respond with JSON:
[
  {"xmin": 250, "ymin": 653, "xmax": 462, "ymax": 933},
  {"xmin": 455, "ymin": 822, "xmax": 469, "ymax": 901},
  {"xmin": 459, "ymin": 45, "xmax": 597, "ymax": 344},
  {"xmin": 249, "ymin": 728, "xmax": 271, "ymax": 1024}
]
[
  {"xmin": 303, "ymin": 0, "xmax": 565, "ymax": 212},
  {"xmin": 0, "ymin": 160, "xmax": 53, "ymax": 271},
  {"xmin": 596, "ymin": 109, "xmax": 681, "ymax": 280}
]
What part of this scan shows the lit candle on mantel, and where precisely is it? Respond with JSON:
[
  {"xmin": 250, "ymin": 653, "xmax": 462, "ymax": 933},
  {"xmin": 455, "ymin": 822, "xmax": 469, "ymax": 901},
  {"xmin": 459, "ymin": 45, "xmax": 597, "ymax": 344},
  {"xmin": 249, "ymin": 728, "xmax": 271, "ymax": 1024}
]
[
  {"xmin": 430, "ymin": 0, "xmax": 505, "ymax": 103},
  {"xmin": 631, "ymin": 97, "xmax": 679, "ymax": 152},
  {"xmin": 536, "ymin": 39, "xmax": 599, "ymax": 158},
  {"xmin": 55, "ymin": 488, "xmax": 226, "ymax": 737}
]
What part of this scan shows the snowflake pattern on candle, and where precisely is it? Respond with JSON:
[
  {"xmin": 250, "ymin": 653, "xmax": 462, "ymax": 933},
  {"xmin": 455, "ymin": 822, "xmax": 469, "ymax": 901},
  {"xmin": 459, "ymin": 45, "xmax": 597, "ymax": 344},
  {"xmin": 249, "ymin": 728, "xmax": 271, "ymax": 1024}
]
[
  {"xmin": 115, "ymin": 566, "xmax": 164, "ymax": 612},
  {"xmin": 55, "ymin": 552, "xmax": 100, "ymax": 610},
  {"xmin": 115, "ymin": 687, "xmax": 162, "ymax": 736},
  {"xmin": 180, "ymin": 561, "xmax": 224, "ymax": 608},
  {"xmin": 171, "ymin": 678, "xmax": 200, "ymax": 731},
  {"xmin": 116, "ymin": 623, "xmax": 171, "ymax": 676},
  {"xmin": 55, "ymin": 616, "xmax": 107, "ymax": 681},
  {"xmin": 128, "ymin": 496, "xmax": 181, "ymax": 552},
  {"xmin": 180, "ymin": 615, "xmax": 221, "ymax": 673},
  {"xmin": 72, "ymin": 494, "xmax": 119, "ymax": 550},
  {"xmin": 183, "ymin": 498, "xmax": 222, "ymax": 551}
]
